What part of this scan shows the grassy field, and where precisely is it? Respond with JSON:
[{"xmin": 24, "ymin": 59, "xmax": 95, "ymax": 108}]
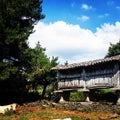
[{"xmin": 0, "ymin": 105, "xmax": 120, "ymax": 120}]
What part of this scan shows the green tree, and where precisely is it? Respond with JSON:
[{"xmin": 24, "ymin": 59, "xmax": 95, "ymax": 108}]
[
  {"xmin": 0, "ymin": 0, "xmax": 44, "ymax": 78},
  {"xmin": 28, "ymin": 42, "xmax": 58, "ymax": 98},
  {"xmin": 106, "ymin": 41, "xmax": 120, "ymax": 57},
  {"xmin": 0, "ymin": 0, "xmax": 44, "ymax": 103}
]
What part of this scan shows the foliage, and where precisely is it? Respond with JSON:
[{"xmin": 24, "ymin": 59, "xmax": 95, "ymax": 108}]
[
  {"xmin": 0, "ymin": 0, "xmax": 45, "ymax": 103},
  {"xmin": 28, "ymin": 42, "xmax": 58, "ymax": 98},
  {"xmin": 0, "ymin": 0, "xmax": 45, "ymax": 74},
  {"xmin": 70, "ymin": 92, "xmax": 85, "ymax": 102},
  {"xmin": 44, "ymin": 83, "xmax": 60, "ymax": 102},
  {"xmin": 95, "ymin": 89, "xmax": 117, "ymax": 102},
  {"xmin": 0, "ymin": 0, "xmax": 58, "ymax": 103},
  {"xmin": 50, "ymin": 92, "xmax": 60, "ymax": 102},
  {"xmin": 113, "ymin": 108, "xmax": 120, "ymax": 115},
  {"xmin": 105, "ymin": 41, "xmax": 120, "ymax": 57}
]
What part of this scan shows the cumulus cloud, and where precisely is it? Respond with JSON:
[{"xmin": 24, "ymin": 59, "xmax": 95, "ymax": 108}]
[
  {"xmin": 81, "ymin": 4, "xmax": 92, "ymax": 10},
  {"xmin": 28, "ymin": 21, "xmax": 120, "ymax": 64},
  {"xmin": 77, "ymin": 15, "xmax": 90, "ymax": 22}
]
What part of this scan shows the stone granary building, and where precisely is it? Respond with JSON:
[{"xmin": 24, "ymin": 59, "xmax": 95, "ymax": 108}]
[{"xmin": 52, "ymin": 55, "xmax": 120, "ymax": 104}]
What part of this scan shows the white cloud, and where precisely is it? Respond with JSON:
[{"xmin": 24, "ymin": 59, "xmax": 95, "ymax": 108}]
[
  {"xmin": 81, "ymin": 4, "xmax": 92, "ymax": 10},
  {"xmin": 77, "ymin": 15, "xmax": 90, "ymax": 22},
  {"xmin": 28, "ymin": 21, "xmax": 120, "ymax": 64},
  {"xmin": 95, "ymin": 22, "xmax": 120, "ymax": 44}
]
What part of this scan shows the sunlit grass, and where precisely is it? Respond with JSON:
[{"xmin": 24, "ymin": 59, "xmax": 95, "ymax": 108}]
[{"xmin": 0, "ymin": 107, "xmax": 119, "ymax": 120}]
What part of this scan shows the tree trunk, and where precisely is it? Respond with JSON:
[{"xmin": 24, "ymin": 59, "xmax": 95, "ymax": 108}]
[{"xmin": 41, "ymin": 85, "xmax": 47, "ymax": 99}]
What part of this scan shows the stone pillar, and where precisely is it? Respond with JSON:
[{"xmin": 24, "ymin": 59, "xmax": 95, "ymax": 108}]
[
  {"xmin": 84, "ymin": 91, "xmax": 90, "ymax": 102},
  {"xmin": 59, "ymin": 91, "xmax": 70, "ymax": 103},
  {"xmin": 116, "ymin": 90, "xmax": 120, "ymax": 105},
  {"xmin": 59, "ymin": 95, "xmax": 66, "ymax": 103}
]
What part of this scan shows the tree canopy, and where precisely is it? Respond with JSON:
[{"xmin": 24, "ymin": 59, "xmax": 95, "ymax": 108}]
[
  {"xmin": 0, "ymin": 0, "xmax": 45, "ymax": 80},
  {"xmin": 0, "ymin": 0, "xmax": 47, "ymax": 103},
  {"xmin": 28, "ymin": 42, "xmax": 58, "ymax": 98},
  {"xmin": 105, "ymin": 41, "xmax": 120, "ymax": 57}
]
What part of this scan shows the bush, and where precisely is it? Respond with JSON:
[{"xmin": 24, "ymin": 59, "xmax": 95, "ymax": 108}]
[
  {"xmin": 70, "ymin": 92, "xmax": 85, "ymax": 102},
  {"xmin": 95, "ymin": 89, "xmax": 117, "ymax": 102},
  {"xmin": 50, "ymin": 92, "xmax": 60, "ymax": 102}
]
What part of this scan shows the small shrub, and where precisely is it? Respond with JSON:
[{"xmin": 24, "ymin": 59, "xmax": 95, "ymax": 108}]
[
  {"xmin": 5, "ymin": 110, "xmax": 15, "ymax": 116},
  {"xmin": 113, "ymin": 108, "xmax": 120, "ymax": 115},
  {"xmin": 70, "ymin": 92, "xmax": 85, "ymax": 102},
  {"xmin": 95, "ymin": 89, "xmax": 117, "ymax": 102},
  {"xmin": 45, "ymin": 85, "xmax": 54, "ymax": 99},
  {"xmin": 50, "ymin": 92, "xmax": 60, "ymax": 102}
]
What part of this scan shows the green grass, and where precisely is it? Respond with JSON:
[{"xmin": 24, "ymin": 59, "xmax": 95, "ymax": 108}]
[
  {"xmin": 70, "ymin": 116, "xmax": 87, "ymax": 120},
  {"xmin": 70, "ymin": 91, "xmax": 85, "ymax": 102},
  {"xmin": 0, "ymin": 110, "xmax": 87, "ymax": 120}
]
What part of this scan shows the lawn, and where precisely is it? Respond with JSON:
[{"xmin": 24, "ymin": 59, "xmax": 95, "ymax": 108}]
[{"xmin": 0, "ymin": 105, "xmax": 120, "ymax": 120}]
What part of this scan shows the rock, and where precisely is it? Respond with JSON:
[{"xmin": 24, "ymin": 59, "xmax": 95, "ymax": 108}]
[{"xmin": 21, "ymin": 100, "xmax": 120, "ymax": 114}]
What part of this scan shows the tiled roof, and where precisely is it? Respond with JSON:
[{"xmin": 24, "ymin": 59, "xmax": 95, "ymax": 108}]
[{"xmin": 52, "ymin": 55, "xmax": 120, "ymax": 70}]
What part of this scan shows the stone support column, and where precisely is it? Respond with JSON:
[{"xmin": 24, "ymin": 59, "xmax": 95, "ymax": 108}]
[
  {"xmin": 59, "ymin": 91, "xmax": 70, "ymax": 103},
  {"xmin": 116, "ymin": 90, "xmax": 120, "ymax": 105},
  {"xmin": 84, "ymin": 91, "xmax": 90, "ymax": 102},
  {"xmin": 59, "ymin": 95, "xmax": 66, "ymax": 103}
]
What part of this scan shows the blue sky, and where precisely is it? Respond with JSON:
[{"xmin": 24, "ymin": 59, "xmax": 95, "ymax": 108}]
[
  {"xmin": 42, "ymin": 0, "xmax": 120, "ymax": 32},
  {"xmin": 28, "ymin": 0, "xmax": 120, "ymax": 64}
]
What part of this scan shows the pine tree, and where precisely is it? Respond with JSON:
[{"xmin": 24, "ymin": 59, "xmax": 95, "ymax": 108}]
[
  {"xmin": 0, "ymin": 0, "xmax": 45, "ymax": 80},
  {"xmin": 0, "ymin": 0, "xmax": 45, "ymax": 103},
  {"xmin": 28, "ymin": 42, "xmax": 58, "ymax": 98}
]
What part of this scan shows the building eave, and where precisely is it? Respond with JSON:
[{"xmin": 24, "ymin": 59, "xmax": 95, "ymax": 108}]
[{"xmin": 52, "ymin": 55, "xmax": 120, "ymax": 70}]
